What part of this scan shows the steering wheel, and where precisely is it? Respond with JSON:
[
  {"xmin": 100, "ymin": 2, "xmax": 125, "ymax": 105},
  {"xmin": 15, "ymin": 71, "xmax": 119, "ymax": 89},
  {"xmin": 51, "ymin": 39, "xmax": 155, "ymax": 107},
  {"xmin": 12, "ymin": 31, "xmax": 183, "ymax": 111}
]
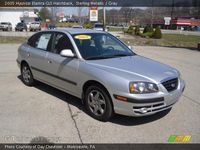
[
  {"xmin": 107, "ymin": 46, "xmax": 115, "ymax": 51},
  {"xmin": 100, "ymin": 46, "xmax": 115, "ymax": 55}
]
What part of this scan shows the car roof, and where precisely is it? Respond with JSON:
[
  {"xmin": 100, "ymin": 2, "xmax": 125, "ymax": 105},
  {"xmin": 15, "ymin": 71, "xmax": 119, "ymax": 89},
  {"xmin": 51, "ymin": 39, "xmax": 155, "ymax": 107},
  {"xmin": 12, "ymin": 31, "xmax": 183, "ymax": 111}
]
[
  {"xmin": 95, "ymin": 23, "xmax": 103, "ymax": 25},
  {"xmin": 31, "ymin": 22, "xmax": 40, "ymax": 23},
  {"xmin": 44, "ymin": 28, "xmax": 106, "ymax": 35},
  {"xmin": 72, "ymin": 25, "xmax": 83, "ymax": 28}
]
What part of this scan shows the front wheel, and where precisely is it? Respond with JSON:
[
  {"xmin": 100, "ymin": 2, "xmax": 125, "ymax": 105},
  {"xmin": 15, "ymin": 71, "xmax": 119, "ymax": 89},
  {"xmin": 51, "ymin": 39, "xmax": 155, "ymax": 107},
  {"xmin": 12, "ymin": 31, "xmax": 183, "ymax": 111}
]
[
  {"xmin": 85, "ymin": 85, "xmax": 113, "ymax": 121},
  {"xmin": 21, "ymin": 63, "xmax": 35, "ymax": 86}
]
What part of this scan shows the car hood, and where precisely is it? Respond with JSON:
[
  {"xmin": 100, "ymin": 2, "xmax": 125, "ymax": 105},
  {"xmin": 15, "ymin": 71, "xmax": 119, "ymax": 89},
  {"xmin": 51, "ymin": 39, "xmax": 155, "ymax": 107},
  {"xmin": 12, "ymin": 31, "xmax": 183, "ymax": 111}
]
[
  {"xmin": 93, "ymin": 28, "xmax": 103, "ymax": 31},
  {"xmin": 86, "ymin": 55, "xmax": 178, "ymax": 83}
]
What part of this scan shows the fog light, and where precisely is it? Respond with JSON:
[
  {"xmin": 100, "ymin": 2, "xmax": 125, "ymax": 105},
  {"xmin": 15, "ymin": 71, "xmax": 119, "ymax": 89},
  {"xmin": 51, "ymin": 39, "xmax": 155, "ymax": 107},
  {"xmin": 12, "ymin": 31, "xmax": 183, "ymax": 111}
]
[{"xmin": 140, "ymin": 107, "xmax": 148, "ymax": 114}]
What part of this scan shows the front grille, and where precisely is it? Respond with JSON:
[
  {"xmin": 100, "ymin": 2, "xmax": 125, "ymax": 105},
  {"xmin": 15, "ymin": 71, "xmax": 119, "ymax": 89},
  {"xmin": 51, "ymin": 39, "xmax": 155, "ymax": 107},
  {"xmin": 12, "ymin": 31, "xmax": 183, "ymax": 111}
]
[{"xmin": 162, "ymin": 78, "xmax": 178, "ymax": 92}]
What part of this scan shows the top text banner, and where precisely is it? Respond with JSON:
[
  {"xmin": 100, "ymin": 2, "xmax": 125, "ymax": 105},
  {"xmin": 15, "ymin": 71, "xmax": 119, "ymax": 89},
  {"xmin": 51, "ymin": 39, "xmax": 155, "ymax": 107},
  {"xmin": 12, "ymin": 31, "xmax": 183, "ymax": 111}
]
[{"xmin": 0, "ymin": 0, "xmax": 200, "ymax": 7}]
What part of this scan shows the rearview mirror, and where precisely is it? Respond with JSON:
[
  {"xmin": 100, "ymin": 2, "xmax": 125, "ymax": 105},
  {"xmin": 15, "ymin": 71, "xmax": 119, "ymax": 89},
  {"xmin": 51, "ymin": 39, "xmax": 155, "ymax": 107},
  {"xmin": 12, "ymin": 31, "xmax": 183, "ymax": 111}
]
[{"xmin": 60, "ymin": 49, "xmax": 75, "ymax": 58}]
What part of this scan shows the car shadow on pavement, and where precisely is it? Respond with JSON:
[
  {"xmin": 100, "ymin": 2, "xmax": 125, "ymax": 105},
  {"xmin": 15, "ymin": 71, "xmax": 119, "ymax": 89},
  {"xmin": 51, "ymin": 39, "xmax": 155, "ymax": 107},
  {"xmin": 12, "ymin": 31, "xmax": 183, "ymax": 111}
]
[
  {"xmin": 17, "ymin": 75, "xmax": 171, "ymax": 126},
  {"xmin": 162, "ymin": 46, "xmax": 199, "ymax": 51},
  {"xmin": 17, "ymin": 75, "xmax": 86, "ymax": 113}
]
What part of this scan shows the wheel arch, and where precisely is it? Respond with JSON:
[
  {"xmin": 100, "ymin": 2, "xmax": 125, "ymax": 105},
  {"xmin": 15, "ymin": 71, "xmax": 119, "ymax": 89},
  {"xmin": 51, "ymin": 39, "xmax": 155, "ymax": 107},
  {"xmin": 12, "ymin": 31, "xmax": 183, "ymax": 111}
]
[
  {"xmin": 82, "ymin": 80, "xmax": 114, "ymax": 108},
  {"xmin": 20, "ymin": 60, "xmax": 29, "ymax": 71}
]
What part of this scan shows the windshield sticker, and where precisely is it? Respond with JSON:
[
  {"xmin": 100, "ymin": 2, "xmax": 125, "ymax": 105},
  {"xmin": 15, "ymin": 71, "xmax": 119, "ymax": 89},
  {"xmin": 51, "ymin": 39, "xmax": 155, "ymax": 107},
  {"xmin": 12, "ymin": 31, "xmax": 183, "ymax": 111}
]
[{"xmin": 74, "ymin": 35, "xmax": 91, "ymax": 40}]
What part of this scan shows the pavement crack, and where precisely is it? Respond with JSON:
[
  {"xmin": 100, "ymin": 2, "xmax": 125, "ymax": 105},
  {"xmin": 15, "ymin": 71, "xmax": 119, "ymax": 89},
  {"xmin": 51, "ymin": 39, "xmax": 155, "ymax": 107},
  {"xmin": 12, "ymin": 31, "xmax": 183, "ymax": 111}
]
[
  {"xmin": 183, "ymin": 94, "xmax": 200, "ymax": 106},
  {"xmin": 67, "ymin": 103, "xmax": 83, "ymax": 143}
]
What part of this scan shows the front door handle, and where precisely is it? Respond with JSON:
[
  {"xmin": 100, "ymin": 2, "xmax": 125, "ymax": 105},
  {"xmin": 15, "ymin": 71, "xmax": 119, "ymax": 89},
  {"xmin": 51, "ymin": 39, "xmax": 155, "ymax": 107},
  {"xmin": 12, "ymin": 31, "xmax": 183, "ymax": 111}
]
[
  {"xmin": 48, "ymin": 60, "xmax": 52, "ymax": 64},
  {"xmin": 27, "ymin": 53, "xmax": 30, "ymax": 57}
]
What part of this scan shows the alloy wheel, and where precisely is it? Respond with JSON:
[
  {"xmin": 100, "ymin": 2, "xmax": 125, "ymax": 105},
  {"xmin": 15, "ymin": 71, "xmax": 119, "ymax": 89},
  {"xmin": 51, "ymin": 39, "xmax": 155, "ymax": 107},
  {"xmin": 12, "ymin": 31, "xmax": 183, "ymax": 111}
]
[
  {"xmin": 87, "ymin": 90, "xmax": 106, "ymax": 116},
  {"xmin": 22, "ymin": 66, "xmax": 31, "ymax": 83}
]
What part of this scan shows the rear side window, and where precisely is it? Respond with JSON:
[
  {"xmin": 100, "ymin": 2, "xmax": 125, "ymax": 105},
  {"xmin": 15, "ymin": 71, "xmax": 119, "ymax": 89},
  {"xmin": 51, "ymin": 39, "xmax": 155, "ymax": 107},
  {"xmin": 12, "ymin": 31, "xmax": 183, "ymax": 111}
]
[
  {"xmin": 28, "ymin": 32, "xmax": 52, "ymax": 51},
  {"xmin": 35, "ymin": 34, "xmax": 51, "ymax": 50},
  {"xmin": 27, "ymin": 33, "xmax": 40, "ymax": 47}
]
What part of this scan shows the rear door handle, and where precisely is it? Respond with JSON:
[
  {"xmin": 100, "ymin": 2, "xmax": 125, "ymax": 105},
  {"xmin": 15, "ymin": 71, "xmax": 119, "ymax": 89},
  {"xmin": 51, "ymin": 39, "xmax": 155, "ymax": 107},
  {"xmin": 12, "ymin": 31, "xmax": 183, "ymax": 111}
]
[
  {"xmin": 27, "ymin": 53, "xmax": 30, "ymax": 57},
  {"xmin": 48, "ymin": 60, "xmax": 52, "ymax": 64}
]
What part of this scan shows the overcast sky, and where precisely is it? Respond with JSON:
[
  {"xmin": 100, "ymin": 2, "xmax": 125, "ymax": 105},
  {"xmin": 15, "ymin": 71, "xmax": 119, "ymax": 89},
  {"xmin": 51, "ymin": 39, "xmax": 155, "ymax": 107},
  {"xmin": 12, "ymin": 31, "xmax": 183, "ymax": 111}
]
[{"xmin": 62, "ymin": 7, "xmax": 146, "ymax": 16}]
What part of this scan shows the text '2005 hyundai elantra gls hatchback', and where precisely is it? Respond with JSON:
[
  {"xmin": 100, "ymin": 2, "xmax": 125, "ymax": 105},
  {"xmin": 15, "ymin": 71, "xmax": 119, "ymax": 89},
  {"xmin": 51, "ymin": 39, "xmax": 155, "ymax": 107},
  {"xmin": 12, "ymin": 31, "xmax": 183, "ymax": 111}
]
[{"xmin": 17, "ymin": 29, "xmax": 185, "ymax": 121}]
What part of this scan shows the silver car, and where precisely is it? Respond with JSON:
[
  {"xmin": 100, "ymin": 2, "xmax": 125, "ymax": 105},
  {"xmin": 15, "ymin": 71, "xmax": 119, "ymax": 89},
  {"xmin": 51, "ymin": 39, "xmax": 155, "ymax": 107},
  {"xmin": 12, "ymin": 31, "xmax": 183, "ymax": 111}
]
[
  {"xmin": 17, "ymin": 29, "xmax": 185, "ymax": 121},
  {"xmin": 0, "ymin": 22, "xmax": 12, "ymax": 31}
]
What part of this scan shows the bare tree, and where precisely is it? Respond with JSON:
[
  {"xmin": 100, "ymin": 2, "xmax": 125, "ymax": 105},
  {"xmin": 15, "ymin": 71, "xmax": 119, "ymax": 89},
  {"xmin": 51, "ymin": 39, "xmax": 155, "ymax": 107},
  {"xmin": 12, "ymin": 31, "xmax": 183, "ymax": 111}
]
[{"xmin": 119, "ymin": 7, "xmax": 134, "ymax": 25}]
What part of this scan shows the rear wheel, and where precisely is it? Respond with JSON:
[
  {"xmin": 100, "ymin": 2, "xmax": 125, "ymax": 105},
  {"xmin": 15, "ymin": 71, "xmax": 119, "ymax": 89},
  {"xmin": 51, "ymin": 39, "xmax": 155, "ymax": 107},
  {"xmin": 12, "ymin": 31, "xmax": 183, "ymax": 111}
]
[
  {"xmin": 85, "ymin": 85, "xmax": 113, "ymax": 121},
  {"xmin": 21, "ymin": 63, "xmax": 35, "ymax": 86}
]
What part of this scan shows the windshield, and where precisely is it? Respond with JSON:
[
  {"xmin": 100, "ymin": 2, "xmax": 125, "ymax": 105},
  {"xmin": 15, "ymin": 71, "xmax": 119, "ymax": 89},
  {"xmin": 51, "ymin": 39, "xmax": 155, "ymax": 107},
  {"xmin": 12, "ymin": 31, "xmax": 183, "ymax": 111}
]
[
  {"xmin": 17, "ymin": 23, "xmax": 23, "ymax": 26},
  {"xmin": 72, "ymin": 33, "xmax": 135, "ymax": 60},
  {"xmin": 94, "ymin": 24, "xmax": 103, "ymax": 28},
  {"xmin": 1, "ymin": 22, "xmax": 8, "ymax": 25}
]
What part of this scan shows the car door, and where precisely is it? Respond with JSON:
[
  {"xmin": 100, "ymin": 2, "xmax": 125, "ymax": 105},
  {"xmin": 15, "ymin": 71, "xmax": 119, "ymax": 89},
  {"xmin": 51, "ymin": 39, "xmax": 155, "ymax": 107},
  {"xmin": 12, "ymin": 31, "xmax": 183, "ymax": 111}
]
[
  {"xmin": 45, "ymin": 32, "xmax": 80, "ymax": 96},
  {"xmin": 26, "ymin": 32, "xmax": 53, "ymax": 82}
]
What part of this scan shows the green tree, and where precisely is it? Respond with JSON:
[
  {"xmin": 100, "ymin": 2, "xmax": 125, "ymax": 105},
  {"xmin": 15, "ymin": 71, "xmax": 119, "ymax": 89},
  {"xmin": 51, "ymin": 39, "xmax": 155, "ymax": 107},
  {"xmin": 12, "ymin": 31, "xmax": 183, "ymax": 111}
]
[
  {"xmin": 143, "ymin": 26, "xmax": 148, "ymax": 33},
  {"xmin": 135, "ymin": 26, "xmax": 140, "ymax": 35},
  {"xmin": 153, "ymin": 26, "xmax": 162, "ymax": 39},
  {"xmin": 143, "ymin": 26, "xmax": 154, "ymax": 33},
  {"xmin": 38, "ymin": 7, "xmax": 52, "ymax": 22},
  {"xmin": 83, "ymin": 22, "xmax": 93, "ymax": 29},
  {"xmin": 127, "ymin": 25, "xmax": 134, "ymax": 34}
]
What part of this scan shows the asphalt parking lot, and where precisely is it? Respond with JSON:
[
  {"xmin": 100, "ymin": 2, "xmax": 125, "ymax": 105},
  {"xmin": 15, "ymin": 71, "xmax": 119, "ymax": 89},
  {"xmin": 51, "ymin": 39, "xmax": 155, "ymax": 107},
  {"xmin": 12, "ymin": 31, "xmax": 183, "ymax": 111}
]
[{"xmin": 0, "ymin": 44, "xmax": 199, "ymax": 143}]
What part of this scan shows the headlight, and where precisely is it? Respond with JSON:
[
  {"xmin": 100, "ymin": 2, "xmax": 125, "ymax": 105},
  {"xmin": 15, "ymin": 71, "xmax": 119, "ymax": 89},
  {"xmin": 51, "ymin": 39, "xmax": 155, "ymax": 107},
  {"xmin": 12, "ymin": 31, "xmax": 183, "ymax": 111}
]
[{"xmin": 129, "ymin": 82, "xmax": 158, "ymax": 94}]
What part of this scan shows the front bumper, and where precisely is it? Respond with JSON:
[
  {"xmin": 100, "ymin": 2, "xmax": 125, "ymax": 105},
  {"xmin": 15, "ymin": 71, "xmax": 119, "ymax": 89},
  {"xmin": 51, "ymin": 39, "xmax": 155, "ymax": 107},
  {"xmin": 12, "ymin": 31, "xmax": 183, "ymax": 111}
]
[
  {"xmin": 15, "ymin": 27, "xmax": 24, "ymax": 30},
  {"xmin": 111, "ymin": 78, "xmax": 185, "ymax": 117}
]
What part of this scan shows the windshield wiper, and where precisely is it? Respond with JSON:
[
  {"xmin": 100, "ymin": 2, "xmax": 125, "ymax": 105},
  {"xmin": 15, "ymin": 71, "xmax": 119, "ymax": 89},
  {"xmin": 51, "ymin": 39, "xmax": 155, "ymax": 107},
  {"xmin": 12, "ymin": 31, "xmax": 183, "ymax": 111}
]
[
  {"xmin": 86, "ymin": 56, "xmax": 113, "ymax": 60},
  {"xmin": 86, "ymin": 54, "xmax": 132, "ymax": 60},
  {"xmin": 112, "ymin": 54, "xmax": 132, "ymax": 57}
]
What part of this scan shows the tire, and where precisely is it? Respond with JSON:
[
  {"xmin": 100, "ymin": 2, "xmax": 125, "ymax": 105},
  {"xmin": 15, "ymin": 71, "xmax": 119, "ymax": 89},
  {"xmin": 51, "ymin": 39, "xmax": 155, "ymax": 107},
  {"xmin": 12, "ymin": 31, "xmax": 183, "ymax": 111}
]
[
  {"xmin": 84, "ymin": 85, "xmax": 113, "ymax": 121},
  {"xmin": 21, "ymin": 63, "xmax": 35, "ymax": 86}
]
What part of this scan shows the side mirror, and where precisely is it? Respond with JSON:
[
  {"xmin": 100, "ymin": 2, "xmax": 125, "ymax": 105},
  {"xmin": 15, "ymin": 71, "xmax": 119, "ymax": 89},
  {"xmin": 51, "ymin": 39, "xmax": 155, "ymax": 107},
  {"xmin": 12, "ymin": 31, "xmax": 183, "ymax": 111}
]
[{"xmin": 60, "ymin": 49, "xmax": 75, "ymax": 58}]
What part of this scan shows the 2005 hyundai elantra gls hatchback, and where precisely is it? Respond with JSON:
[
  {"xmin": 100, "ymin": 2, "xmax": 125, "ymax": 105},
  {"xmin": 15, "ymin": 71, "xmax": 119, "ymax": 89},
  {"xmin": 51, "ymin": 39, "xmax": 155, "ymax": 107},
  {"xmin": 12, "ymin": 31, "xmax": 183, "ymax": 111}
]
[{"xmin": 17, "ymin": 29, "xmax": 185, "ymax": 121}]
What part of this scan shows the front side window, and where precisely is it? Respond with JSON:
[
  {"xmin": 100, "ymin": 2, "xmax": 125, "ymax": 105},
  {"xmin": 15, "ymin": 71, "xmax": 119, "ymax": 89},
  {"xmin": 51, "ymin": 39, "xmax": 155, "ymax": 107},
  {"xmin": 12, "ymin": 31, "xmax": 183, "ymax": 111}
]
[
  {"xmin": 72, "ymin": 33, "xmax": 134, "ymax": 60},
  {"xmin": 51, "ymin": 33, "xmax": 74, "ymax": 54}
]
